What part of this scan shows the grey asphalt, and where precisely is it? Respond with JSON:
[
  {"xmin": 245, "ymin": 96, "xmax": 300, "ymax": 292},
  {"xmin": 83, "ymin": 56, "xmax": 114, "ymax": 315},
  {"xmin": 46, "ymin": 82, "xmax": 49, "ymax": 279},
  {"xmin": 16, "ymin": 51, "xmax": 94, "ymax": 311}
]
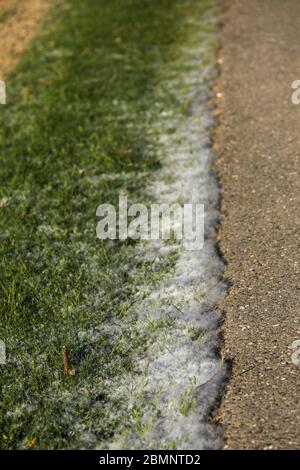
[{"xmin": 215, "ymin": 0, "xmax": 300, "ymax": 449}]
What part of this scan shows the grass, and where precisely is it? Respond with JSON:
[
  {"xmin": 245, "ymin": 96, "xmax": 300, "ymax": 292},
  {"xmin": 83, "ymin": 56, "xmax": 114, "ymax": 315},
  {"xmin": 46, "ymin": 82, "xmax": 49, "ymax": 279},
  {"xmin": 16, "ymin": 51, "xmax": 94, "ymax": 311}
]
[{"xmin": 0, "ymin": 0, "xmax": 220, "ymax": 449}]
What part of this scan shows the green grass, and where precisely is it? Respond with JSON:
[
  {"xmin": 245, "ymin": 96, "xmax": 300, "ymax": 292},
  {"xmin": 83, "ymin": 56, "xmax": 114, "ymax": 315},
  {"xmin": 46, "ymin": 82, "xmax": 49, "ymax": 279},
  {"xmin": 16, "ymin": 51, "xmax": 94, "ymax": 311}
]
[{"xmin": 0, "ymin": 0, "xmax": 219, "ymax": 449}]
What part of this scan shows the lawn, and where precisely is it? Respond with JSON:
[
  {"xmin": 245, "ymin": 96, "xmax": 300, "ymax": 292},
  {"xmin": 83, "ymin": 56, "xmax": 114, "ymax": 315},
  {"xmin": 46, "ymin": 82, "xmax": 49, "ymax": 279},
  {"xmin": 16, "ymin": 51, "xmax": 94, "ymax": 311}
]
[{"xmin": 0, "ymin": 0, "xmax": 221, "ymax": 449}]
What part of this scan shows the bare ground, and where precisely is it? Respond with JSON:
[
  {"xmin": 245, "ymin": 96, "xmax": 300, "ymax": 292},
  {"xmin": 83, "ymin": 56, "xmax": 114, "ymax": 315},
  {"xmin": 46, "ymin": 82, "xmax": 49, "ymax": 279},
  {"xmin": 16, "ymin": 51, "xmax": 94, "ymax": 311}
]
[
  {"xmin": 0, "ymin": 0, "xmax": 51, "ymax": 79},
  {"xmin": 215, "ymin": 0, "xmax": 300, "ymax": 449}
]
